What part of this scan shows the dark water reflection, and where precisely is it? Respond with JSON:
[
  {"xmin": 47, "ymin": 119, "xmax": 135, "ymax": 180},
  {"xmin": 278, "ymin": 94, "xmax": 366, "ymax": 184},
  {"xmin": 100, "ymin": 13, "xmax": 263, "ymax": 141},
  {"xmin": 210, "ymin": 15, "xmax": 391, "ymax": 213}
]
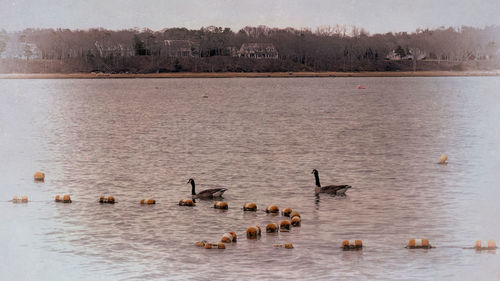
[{"xmin": 0, "ymin": 77, "xmax": 499, "ymax": 280}]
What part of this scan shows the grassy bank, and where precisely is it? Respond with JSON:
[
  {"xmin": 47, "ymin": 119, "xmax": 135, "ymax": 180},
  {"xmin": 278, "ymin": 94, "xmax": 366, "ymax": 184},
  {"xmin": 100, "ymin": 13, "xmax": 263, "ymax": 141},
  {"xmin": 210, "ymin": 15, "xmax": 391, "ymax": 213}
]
[{"xmin": 1, "ymin": 71, "xmax": 499, "ymax": 79}]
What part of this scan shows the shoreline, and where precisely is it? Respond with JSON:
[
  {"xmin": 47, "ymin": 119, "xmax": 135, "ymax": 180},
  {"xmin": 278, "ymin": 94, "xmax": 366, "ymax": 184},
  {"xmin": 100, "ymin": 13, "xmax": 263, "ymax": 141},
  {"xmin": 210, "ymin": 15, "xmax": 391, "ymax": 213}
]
[{"xmin": 0, "ymin": 71, "xmax": 499, "ymax": 79}]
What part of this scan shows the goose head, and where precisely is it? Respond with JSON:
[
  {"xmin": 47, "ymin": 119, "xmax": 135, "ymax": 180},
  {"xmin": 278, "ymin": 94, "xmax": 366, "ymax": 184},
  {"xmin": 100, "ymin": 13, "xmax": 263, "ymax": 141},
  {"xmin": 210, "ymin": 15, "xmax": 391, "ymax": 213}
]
[{"xmin": 311, "ymin": 169, "xmax": 318, "ymax": 176}]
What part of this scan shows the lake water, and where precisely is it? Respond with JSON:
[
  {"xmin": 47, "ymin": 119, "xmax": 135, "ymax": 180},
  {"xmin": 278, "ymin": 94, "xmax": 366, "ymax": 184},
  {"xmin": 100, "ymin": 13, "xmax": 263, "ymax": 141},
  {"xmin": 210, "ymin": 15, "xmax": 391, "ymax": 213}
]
[{"xmin": 0, "ymin": 77, "xmax": 499, "ymax": 280}]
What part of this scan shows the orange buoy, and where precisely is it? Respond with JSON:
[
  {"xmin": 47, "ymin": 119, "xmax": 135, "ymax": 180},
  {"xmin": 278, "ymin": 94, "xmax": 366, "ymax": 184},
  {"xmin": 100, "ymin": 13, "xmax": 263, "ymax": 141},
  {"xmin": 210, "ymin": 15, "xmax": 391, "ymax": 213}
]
[
  {"xmin": 342, "ymin": 240, "xmax": 363, "ymax": 250},
  {"xmin": 179, "ymin": 199, "xmax": 195, "ymax": 206},
  {"xmin": 273, "ymin": 243, "xmax": 294, "ymax": 249},
  {"xmin": 221, "ymin": 234, "xmax": 232, "ymax": 243},
  {"xmin": 291, "ymin": 216, "xmax": 301, "ymax": 227},
  {"xmin": 246, "ymin": 226, "xmax": 262, "ymax": 239},
  {"xmin": 266, "ymin": 205, "xmax": 279, "ymax": 213},
  {"xmin": 290, "ymin": 211, "xmax": 300, "ymax": 218},
  {"xmin": 140, "ymin": 199, "xmax": 156, "ymax": 204},
  {"xmin": 203, "ymin": 242, "xmax": 225, "ymax": 249},
  {"xmin": 229, "ymin": 231, "xmax": 237, "ymax": 241},
  {"xmin": 407, "ymin": 238, "xmax": 431, "ymax": 249},
  {"xmin": 280, "ymin": 220, "xmax": 291, "ymax": 231},
  {"xmin": 99, "ymin": 196, "xmax": 115, "ymax": 204},
  {"xmin": 243, "ymin": 202, "xmax": 257, "ymax": 211},
  {"xmin": 438, "ymin": 154, "xmax": 448, "ymax": 164},
  {"xmin": 214, "ymin": 201, "xmax": 228, "ymax": 209},
  {"xmin": 474, "ymin": 240, "xmax": 497, "ymax": 250},
  {"xmin": 12, "ymin": 196, "xmax": 28, "ymax": 203},
  {"xmin": 357, "ymin": 85, "xmax": 366, "ymax": 89},
  {"xmin": 282, "ymin": 208, "xmax": 292, "ymax": 217},
  {"xmin": 34, "ymin": 171, "xmax": 45, "ymax": 182},
  {"xmin": 55, "ymin": 195, "xmax": 72, "ymax": 203},
  {"xmin": 266, "ymin": 223, "xmax": 278, "ymax": 233},
  {"xmin": 221, "ymin": 232, "xmax": 237, "ymax": 243}
]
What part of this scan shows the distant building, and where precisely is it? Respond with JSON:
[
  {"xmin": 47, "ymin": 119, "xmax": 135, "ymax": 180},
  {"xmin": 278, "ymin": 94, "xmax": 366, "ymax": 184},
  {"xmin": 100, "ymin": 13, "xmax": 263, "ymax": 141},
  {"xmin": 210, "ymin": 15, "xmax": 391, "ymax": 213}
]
[
  {"xmin": 386, "ymin": 49, "xmax": 426, "ymax": 61},
  {"xmin": 385, "ymin": 50, "xmax": 402, "ymax": 60},
  {"xmin": 1, "ymin": 42, "xmax": 42, "ymax": 59},
  {"xmin": 94, "ymin": 41, "xmax": 135, "ymax": 57},
  {"xmin": 163, "ymin": 40, "xmax": 199, "ymax": 57},
  {"xmin": 238, "ymin": 43, "xmax": 278, "ymax": 59}
]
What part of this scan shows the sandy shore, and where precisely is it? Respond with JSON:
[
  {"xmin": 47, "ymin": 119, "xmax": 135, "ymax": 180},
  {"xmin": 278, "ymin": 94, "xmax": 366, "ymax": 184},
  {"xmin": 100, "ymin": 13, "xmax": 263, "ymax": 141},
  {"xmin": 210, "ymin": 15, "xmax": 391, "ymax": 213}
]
[{"xmin": 0, "ymin": 71, "xmax": 499, "ymax": 79}]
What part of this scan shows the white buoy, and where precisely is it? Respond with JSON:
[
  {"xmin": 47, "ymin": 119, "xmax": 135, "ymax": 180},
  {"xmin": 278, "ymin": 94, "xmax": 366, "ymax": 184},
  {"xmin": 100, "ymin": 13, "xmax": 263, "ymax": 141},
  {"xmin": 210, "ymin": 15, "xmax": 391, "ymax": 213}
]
[
  {"xmin": 342, "ymin": 240, "xmax": 363, "ymax": 250},
  {"xmin": 407, "ymin": 238, "xmax": 432, "ymax": 249}
]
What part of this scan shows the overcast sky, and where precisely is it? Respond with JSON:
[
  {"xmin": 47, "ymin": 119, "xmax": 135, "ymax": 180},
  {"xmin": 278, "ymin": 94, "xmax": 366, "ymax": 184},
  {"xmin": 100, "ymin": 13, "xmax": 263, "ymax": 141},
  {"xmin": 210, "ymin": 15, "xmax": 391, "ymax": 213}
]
[{"xmin": 1, "ymin": 0, "xmax": 499, "ymax": 33}]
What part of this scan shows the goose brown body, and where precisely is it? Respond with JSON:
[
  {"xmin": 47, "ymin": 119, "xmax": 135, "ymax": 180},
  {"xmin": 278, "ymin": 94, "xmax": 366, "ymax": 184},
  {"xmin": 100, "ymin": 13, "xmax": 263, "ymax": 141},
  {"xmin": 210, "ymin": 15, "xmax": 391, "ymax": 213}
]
[
  {"xmin": 312, "ymin": 169, "xmax": 352, "ymax": 195},
  {"xmin": 188, "ymin": 178, "xmax": 227, "ymax": 199}
]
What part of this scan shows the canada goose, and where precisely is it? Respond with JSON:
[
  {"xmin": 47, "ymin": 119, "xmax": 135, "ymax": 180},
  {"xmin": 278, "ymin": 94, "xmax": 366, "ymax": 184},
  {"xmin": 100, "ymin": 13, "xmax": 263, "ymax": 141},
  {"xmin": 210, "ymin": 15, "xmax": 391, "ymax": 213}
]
[
  {"xmin": 188, "ymin": 178, "xmax": 227, "ymax": 199},
  {"xmin": 312, "ymin": 169, "xmax": 352, "ymax": 195}
]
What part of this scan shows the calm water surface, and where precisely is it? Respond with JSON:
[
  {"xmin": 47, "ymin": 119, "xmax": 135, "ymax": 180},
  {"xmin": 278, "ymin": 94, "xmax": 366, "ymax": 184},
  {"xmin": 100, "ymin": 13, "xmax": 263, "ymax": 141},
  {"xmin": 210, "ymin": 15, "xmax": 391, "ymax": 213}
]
[{"xmin": 0, "ymin": 77, "xmax": 499, "ymax": 280}]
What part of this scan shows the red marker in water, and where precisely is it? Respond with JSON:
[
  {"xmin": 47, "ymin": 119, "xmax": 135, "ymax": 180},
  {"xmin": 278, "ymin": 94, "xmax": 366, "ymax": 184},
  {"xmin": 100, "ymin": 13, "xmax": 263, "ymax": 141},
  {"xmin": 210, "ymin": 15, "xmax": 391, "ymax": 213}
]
[{"xmin": 357, "ymin": 85, "xmax": 366, "ymax": 89}]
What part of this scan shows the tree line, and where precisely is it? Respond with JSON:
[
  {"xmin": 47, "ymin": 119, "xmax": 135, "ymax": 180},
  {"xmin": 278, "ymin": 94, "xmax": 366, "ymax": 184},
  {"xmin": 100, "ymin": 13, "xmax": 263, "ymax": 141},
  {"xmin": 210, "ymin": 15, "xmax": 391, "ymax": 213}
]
[{"xmin": 0, "ymin": 25, "xmax": 499, "ymax": 73}]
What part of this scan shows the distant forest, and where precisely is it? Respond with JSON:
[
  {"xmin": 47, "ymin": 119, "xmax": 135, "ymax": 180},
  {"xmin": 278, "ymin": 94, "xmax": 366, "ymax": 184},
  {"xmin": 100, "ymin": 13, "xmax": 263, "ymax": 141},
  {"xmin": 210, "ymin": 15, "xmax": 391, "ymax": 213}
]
[{"xmin": 1, "ymin": 25, "xmax": 499, "ymax": 73}]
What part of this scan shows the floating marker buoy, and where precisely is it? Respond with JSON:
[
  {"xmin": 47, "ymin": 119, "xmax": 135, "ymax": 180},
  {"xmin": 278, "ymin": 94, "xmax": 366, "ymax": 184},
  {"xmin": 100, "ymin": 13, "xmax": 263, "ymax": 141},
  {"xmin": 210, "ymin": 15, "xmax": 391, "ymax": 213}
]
[
  {"xmin": 99, "ymin": 196, "xmax": 115, "ymax": 204},
  {"xmin": 407, "ymin": 238, "xmax": 432, "ymax": 249},
  {"xmin": 196, "ymin": 240, "xmax": 208, "ymax": 247},
  {"xmin": 474, "ymin": 240, "xmax": 497, "ymax": 250},
  {"xmin": 266, "ymin": 223, "xmax": 278, "ymax": 233},
  {"xmin": 204, "ymin": 243, "xmax": 226, "ymax": 249},
  {"xmin": 291, "ymin": 216, "xmax": 301, "ymax": 227},
  {"xmin": 179, "ymin": 199, "xmax": 195, "ymax": 206},
  {"xmin": 280, "ymin": 220, "xmax": 291, "ymax": 231},
  {"xmin": 290, "ymin": 211, "xmax": 300, "ymax": 219},
  {"xmin": 342, "ymin": 240, "xmax": 363, "ymax": 250},
  {"xmin": 34, "ymin": 171, "xmax": 45, "ymax": 182},
  {"xmin": 273, "ymin": 243, "xmax": 294, "ymax": 249},
  {"xmin": 266, "ymin": 205, "xmax": 279, "ymax": 213},
  {"xmin": 246, "ymin": 226, "xmax": 262, "ymax": 239},
  {"xmin": 221, "ymin": 232, "xmax": 237, "ymax": 243},
  {"xmin": 55, "ymin": 195, "xmax": 72, "ymax": 203},
  {"xmin": 214, "ymin": 201, "xmax": 228, "ymax": 209},
  {"xmin": 282, "ymin": 208, "xmax": 292, "ymax": 217},
  {"xmin": 438, "ymin": 154, "xmax": 448, "ymax": 164},
  {"xmin": 243, "ymin": 202, "xmax": 257, "ymax": 211},
  {"xmin": 357, "ymin": 85, "xmax": 366, "ymax": 89},
  {"xmin": 140, "ymin": 199, "xmax": 156, "ymax": 204},
  {"xmin": 12, "ymin": 196, "xmax": 28, "ymax": 203}
]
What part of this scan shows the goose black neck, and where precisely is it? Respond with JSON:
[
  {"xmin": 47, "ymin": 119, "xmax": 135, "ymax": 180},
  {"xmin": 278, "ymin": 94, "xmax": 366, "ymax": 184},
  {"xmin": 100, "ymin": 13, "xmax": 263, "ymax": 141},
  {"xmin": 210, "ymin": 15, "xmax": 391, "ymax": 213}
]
[
  {"xmin": 314, "ymin": 173, "xmax": 321, "ymax": 187},
  {"xmin": 190, "ymin": 180, "xmax": 196, "ymax": 195}
]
